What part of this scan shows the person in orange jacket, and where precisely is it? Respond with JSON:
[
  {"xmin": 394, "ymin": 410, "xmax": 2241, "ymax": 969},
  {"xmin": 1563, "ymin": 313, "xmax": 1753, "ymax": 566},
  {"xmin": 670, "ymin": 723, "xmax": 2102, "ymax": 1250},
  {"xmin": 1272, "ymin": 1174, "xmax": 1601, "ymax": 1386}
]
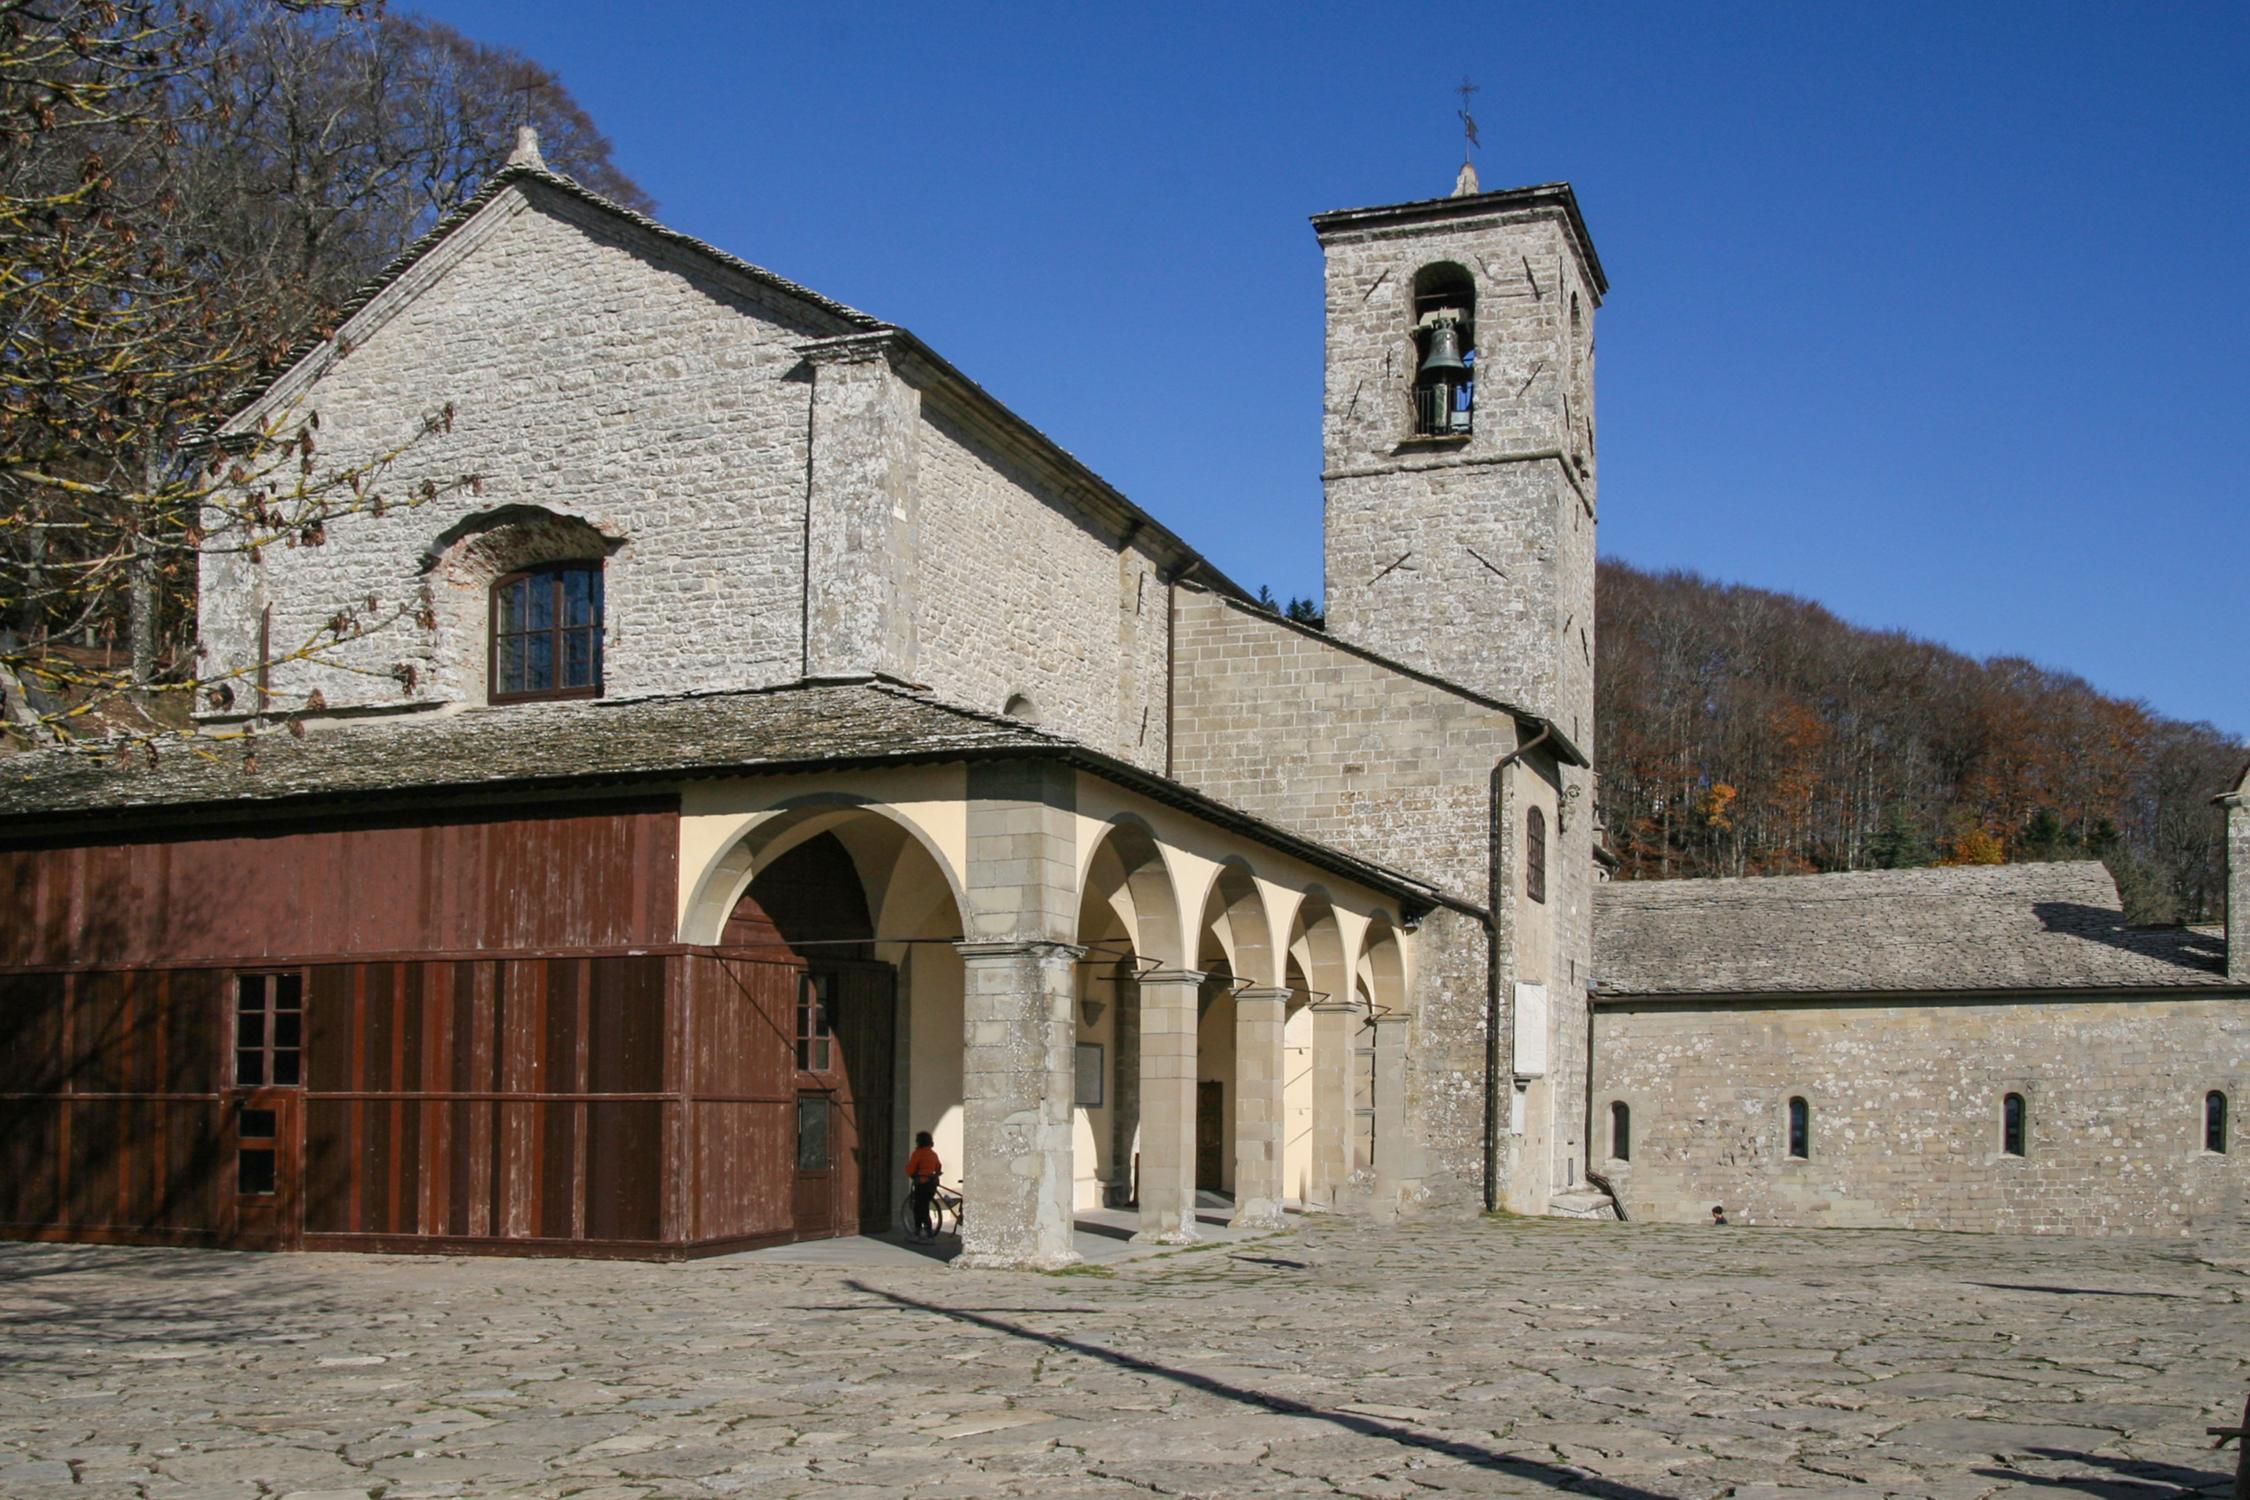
[{"xmin": 905, "ymin": 1131, "xmax": 942, "ymax": 1240}]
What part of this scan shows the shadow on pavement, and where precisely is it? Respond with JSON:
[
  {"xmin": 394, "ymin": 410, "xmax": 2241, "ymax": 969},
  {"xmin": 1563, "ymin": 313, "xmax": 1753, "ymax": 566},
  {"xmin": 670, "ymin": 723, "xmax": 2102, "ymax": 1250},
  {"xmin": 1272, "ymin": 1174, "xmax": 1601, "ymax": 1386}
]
[
  {"xmin": 1973, "ymin": 1445, "xmax": 2237, "ymax": 1497},
  {"xmin": 849, "ymin": 1278, "xmax": 1671, "ymax": 1497}
]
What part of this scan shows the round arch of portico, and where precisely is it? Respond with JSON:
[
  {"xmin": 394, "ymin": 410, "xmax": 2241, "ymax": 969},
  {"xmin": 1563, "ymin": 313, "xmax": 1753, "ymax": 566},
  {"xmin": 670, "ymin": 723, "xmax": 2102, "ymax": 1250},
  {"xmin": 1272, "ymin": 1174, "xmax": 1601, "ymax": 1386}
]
[
  {"xmin": 1075, "ymin": 814, "xmax": 1188, "ymax": 970},
  {"xmin": 678, "ymin": 791, "xmax": 971, "ymax": 946},
  {"xmin": 1281, "ymin": 885, "xmax": 1351, "ymax": 1006},
  {"xmin": 1357, "ymin": 913, "xmax": 1409, "ymax": 1018},
  {"xmin": 1190, "ymin": 857, "xmax": 1280, "ymax": 990}
]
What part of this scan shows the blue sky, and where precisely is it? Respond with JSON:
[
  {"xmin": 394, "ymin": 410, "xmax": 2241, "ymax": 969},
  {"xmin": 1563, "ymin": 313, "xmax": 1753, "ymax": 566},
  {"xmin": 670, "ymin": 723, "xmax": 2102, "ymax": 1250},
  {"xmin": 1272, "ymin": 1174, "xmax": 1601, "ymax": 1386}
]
[{"xmin": 415, "ymin": 1, "xmax": 2248, "ymax": 738}]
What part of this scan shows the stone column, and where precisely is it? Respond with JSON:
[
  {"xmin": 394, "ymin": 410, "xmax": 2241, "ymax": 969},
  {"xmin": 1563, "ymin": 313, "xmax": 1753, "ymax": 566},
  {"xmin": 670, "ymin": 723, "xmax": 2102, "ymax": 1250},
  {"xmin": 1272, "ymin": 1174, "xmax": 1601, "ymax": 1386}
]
[
  {"xmin": 1307, "ymin": 998, "xmax": 1358, "ymax": 1209},
  {"xmin": 1132, "ymin": 970, "xmax": 1206, "ymax": 1244},
  {"xmin": 1370, "ymin": 1010, "xmax": 1413, "ymax": 1213},
  {"xmin": 1230, "ymin": 987, "xmax": 1289, "ymax": 1229},
  {"xmin": 1107, "ymin": 962, "xmax": 1141, "ymax": 1207},
  {"xmin": 954, "ymin": 940, "xmax": 1083, "ymax": 1270}
]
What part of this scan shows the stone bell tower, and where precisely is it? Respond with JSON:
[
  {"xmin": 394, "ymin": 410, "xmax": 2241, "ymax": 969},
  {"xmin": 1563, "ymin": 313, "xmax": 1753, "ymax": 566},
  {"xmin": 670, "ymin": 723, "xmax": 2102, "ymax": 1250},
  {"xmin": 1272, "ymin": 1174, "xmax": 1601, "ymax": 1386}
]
[
  {"xmin": 1312, "ymin": 172, "xmax": 1609, "ymax": 1214},
  {"xmin": 1312, "ymin": 174, "xmax": 1603, "ymax": 746}
]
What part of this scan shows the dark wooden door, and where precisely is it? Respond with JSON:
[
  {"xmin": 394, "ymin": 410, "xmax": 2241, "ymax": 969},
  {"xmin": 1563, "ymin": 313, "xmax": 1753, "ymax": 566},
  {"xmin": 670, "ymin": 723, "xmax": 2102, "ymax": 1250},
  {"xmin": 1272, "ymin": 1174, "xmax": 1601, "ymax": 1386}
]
[
  {"xmin": 830, "ymin": 965, "xmax": 896, "ymax": 1234},
  {"xmin": 1196, "ymin": 1080, "xmax": 1225, "ymax": 1193},
  {"xmin": 227, "ymin": 1089, "xmax": 302, "ymax": 1249},
  {"xmin": 787, "ymin": 965, "xmax": 896, "ymax": 1240},
  {"xmin": 229, "ymin": 972, "xmax": 305, "ymax": 1249}
]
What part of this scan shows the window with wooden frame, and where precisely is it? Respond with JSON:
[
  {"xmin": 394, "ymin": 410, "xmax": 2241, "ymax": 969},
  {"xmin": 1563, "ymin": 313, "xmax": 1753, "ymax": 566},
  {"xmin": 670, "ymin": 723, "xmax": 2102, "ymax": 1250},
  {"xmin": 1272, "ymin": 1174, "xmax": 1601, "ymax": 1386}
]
[
  {"xmin": 1525, "ymin": 806, "xmax": 1548, "ymax": 905},
  {"xmin": 234, "ymin": 973, "xmax": 303, "ymax": 1087},
  {"xmin": 490, "ymin": 560, "xmax": 603, "ymax": 702},
  {"xmin": 795, "ymin": 973, "xmax": 833, "ymax": 1073}
]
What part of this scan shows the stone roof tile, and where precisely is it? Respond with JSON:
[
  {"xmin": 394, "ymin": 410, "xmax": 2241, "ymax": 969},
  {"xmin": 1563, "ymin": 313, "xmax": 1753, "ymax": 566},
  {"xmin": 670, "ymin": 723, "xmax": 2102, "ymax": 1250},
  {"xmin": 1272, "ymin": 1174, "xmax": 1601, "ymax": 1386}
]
[{"xmin": 1593, "ymin": 862, "xmax": 2228, "ymax": 997}]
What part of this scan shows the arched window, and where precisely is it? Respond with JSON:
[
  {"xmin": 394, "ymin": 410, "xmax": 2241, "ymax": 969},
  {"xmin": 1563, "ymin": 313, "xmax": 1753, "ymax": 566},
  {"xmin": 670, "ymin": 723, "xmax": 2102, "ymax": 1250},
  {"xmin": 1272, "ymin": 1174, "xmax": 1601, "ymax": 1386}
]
[
  {"xmin": 2208, "ymin": 1091, "xmax": 2229, "ymax": 1154},
  {"xmin": 1409, "ymin": 262, "xmax": 1475, "ymax": 437},
  {"xmin": 1787, "ymin": 1096, "xmax": 1810, "ymax": 1159},
  {"xmin": 491, "ymin": 561, "xmax": 603, "ymax": 702},
  {"xmin": 2002, "ymin": 1092, "xmax": 2027, "ymax": 1157},
  {"xmin": 1609, "ymin": 1099, "xmax": 1630, "ymax": 1162},
  {"xmin": 1525, "ymin": 806, "xmax": 1547, "ymax": 905}
]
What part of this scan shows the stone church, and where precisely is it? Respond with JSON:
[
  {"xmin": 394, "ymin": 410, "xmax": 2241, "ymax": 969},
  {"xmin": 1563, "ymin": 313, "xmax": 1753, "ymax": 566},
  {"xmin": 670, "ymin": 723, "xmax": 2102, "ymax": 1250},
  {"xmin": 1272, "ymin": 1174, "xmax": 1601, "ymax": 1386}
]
[{"xmin": 1, "ymin": 139, "xmax": 2241, "ymax": 1262}]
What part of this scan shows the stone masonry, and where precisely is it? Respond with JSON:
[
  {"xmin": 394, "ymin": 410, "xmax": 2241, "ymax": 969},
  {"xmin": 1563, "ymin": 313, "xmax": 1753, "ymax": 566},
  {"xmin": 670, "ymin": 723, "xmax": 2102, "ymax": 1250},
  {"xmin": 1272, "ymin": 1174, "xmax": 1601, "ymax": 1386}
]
[
  {"xmin": 204, "ymin": 171, "xmax": 1185, "ymax": 777},
  {"xmin": 1594, "ymin": 993, "xmax": 2248, "ymax": 1235}
]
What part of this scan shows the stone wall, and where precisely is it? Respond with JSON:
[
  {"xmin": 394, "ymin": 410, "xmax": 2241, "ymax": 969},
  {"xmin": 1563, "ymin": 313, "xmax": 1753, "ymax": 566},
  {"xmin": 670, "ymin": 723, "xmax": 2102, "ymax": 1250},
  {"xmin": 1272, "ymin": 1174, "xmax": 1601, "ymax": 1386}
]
[
  {"xmin": 1169, "ymin": 587, "xmax": 1590, "ymax": 1212},
  {"xmin": 204, "ymin": 183, "xmax": 845, "ymax": 713},
  {"xmin": 910, "ymin": 401, "xmax": 1170, "ymax": 771},
  {"xmin": 1592, "ymin": 994, "xmax": 2250, "ymax": 1235},
  {"xmin": 1170, "ymin": 586, "xmax": 1514, "ymax": 898},
  {"xmin": 2227, "ymin": 782, "xmax": 2249, "ymax": 983}
]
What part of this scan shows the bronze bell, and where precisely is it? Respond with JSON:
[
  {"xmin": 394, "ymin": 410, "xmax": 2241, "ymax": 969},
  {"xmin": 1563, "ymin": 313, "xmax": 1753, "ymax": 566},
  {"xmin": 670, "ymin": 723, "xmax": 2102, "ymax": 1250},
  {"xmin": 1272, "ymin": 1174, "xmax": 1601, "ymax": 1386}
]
[{"xmin": 1417, "ymin": 319, "xmax": 1469, "ymax": 382}]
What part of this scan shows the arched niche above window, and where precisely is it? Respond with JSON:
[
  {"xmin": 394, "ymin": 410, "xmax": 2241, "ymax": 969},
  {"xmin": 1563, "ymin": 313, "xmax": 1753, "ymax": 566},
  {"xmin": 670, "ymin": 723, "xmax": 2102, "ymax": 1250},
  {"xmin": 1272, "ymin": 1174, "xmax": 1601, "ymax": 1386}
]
[{"xmin": 418, "ymin": 505, "xmax": 624, "ymax": 706}]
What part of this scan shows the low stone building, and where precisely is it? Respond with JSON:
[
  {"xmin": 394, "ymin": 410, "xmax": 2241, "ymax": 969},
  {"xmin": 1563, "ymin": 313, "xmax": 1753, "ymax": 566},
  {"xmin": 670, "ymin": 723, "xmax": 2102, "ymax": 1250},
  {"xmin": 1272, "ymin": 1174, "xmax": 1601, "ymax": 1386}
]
[{"xmin": 1591, "ymin": 858, "xmax": 2247, "ymax": 1235}]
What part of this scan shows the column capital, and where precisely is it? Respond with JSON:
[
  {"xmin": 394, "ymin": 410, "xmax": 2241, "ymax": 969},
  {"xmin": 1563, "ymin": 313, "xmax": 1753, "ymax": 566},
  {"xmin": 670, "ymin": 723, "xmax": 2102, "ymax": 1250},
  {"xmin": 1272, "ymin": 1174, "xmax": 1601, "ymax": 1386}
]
[
  {"xmin": 954, "ymin": 939, "xmax": 1087, "ymax": 963},
  {"xmin": 1137, "ymin": 968, "xmax": 1211, "ymax": 986},
  {"xmin": 1368, "ymin": 1008, "xmax": 1411, "ymax": 1028},
  {"xmin": 1307, "ymin": 998, "xmax": 1361, "ymax": 1015},
  {"xmin": 1234, "ymin": 985, "xmax": 1293, "ymax": 1005}
]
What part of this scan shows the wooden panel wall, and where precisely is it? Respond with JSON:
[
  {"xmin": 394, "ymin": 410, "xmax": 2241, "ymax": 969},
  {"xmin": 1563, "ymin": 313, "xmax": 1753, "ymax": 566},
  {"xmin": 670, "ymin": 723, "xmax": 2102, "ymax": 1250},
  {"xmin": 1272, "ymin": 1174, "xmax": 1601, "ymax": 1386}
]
[
  {"xmin": 0, "ymin": 799, "xmax": 680, "ymax": 970},
  {"xmin": 300, "ymin": 955, "xmax": 671, "ymax": 1252},
  {"xmin": 682, "ymin": 954, "xmax": 800, "ymax": 1247},
  {"xmin": 0, "ymin": 969, "xmax": 226, "ymax": 1242}
]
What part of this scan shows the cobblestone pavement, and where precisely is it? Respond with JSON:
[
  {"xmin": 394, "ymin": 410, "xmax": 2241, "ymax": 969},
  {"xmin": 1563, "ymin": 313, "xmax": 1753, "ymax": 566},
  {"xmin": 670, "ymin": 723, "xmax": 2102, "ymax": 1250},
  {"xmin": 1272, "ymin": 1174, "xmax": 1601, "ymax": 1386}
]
[{"xmin": 2, "ymin": 1216, "xmax": 2245, "ymax": 1499}]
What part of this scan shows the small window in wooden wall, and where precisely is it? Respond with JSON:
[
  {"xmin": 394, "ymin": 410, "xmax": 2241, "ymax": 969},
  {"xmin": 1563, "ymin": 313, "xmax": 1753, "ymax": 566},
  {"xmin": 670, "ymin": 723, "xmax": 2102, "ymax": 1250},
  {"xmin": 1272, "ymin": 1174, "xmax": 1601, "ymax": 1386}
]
[
  {"xmin": 795, "ymin": 973, "xmax": 833, "ymax": 1073},
  {"xmin": 1525, "ymin": 806, "xmax": 1547, "ymax": 905},
  {"xmin": 2002, "ymin": 1092, "xmax": 2028, "ymax": 1157},
  {"xmin": 234, "ymin": 973, "xmax": 303, "ymax": 1087},
  {"xmin": 1787, "ymin": 1096, "xmax": 1810, "ymax": 1159},
  {"xmin": 2207, "ymin": 1091, "xmax": 2229, "ymax": 1154}
]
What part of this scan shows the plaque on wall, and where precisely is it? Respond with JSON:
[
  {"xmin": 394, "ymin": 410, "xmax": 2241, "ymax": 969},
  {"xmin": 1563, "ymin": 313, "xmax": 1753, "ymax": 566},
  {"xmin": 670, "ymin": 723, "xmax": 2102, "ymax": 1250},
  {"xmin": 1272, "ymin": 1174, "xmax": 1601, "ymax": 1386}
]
[{"xmin": 1074, "ymin": 1041, "xmax": 1104, "ymax": 1108}]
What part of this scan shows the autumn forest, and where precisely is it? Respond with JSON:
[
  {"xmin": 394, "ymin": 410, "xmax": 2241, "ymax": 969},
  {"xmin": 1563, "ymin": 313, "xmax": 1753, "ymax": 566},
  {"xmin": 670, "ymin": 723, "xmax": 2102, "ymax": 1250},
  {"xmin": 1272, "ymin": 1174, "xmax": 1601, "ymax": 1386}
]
[{"xmin": 1595, "ymin": 559, "xmax": 2243, "ymax": 923}]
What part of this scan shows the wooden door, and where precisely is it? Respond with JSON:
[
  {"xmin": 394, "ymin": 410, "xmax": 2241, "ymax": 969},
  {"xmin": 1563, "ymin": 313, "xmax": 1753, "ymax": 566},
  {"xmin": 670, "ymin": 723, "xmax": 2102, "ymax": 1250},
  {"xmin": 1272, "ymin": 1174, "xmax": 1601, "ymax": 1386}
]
[
  {"xmin": 228, "ymin": 972, "xmax": 306, "ymax": 1249},
  {"xmin": 830, "ymin": 965, "xmax": 896, "ymax": 1234},
  {"xmin": 1196, "ymin": 1080, "xmax": 1225, "ymax": 1193}
]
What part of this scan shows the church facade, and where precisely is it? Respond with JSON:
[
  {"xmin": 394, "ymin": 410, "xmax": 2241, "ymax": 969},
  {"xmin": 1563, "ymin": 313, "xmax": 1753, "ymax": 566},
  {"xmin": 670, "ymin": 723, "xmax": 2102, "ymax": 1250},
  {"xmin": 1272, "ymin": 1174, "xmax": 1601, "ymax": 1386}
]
[{"xmin": 0, "ymin": 145, "xmax": 2240, "ymax": 1261}]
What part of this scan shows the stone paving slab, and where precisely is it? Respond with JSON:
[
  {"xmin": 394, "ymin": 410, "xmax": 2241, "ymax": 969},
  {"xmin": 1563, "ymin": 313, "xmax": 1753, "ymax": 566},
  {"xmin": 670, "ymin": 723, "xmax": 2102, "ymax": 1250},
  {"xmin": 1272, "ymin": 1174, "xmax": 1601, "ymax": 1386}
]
[{"xmin": 1, "ymin": 1216, "xmax": 2244, "ymax": 1497}]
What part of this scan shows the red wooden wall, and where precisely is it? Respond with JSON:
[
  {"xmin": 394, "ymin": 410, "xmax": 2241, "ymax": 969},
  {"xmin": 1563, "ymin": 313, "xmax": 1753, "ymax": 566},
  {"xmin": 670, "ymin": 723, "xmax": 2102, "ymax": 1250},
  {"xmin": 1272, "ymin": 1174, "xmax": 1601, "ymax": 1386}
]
[
  {"xmin": 0, "ymin": 800, "xmax": 679, "ymax": 969},
  {"xmin": 0, "ymin": 969, "xmax": 227, "ymax": 1243}
]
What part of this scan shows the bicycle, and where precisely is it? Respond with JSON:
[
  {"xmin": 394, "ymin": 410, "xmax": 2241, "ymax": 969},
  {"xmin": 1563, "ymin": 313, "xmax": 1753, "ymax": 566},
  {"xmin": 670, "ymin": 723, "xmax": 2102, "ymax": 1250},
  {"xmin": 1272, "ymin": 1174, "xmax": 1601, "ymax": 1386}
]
[{"xmin": 899, "ymin": 1178, "xmax": 964, "ymax": 1240}]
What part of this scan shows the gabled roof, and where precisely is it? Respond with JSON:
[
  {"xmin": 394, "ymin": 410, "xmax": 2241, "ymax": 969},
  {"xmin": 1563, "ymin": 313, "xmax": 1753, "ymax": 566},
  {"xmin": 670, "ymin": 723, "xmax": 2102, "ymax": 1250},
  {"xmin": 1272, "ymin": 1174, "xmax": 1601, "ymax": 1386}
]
[
  {"xmin": 0, "ymin": 682, "xmax": 1459, "ymax": 917},
  {"xmin": 217, "ymin": 163, "xmax": 1249, "ymax": 603},
  {"xmin": 1593, "ymin": 861, "xmax": 2231, "ymax": 999}
]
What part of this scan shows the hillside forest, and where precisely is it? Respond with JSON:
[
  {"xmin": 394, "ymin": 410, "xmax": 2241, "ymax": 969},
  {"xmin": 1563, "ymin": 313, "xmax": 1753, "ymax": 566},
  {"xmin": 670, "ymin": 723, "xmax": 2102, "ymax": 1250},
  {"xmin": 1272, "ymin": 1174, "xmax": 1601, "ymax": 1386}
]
[{"xmin": 1595, "ymin": 559, "xmax": 2243, "ymax": 924}]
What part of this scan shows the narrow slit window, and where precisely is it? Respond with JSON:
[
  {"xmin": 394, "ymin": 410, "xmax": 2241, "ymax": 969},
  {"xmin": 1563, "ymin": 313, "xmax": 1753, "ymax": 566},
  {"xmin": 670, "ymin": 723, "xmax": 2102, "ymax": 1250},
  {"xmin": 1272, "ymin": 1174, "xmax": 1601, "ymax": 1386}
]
[
  {"xmin": 1787, "ymin": 1096, "xmax": 1810, "ymax": 1159},
  {"xmin": 2002, "ymin": 1092, "xmax": 2027, "ymax": 1157},
  {"xmin": 1525, "ymin": 806, "xmax": 1547, "ymax": 905},
  {"xmin": 1609, "ymin": 1099, "xmax": 1630, "ymax": 1162},
  {"xmin": 2207, "ymin": 1091, "xmax": 2229, "ymax": 1154}
]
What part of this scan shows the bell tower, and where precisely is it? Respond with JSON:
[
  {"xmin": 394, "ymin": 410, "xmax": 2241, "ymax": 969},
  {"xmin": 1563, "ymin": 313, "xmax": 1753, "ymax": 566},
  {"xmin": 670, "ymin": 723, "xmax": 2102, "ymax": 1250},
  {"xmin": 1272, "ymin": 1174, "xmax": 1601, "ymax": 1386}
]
[
  {"xmin": 1313, "ymin": 175, "xmax": 1608, "ymax": 1216},
  {"xmin": 1312, "ymin": 177, "xmax": 1604, "ymax": 747}
]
